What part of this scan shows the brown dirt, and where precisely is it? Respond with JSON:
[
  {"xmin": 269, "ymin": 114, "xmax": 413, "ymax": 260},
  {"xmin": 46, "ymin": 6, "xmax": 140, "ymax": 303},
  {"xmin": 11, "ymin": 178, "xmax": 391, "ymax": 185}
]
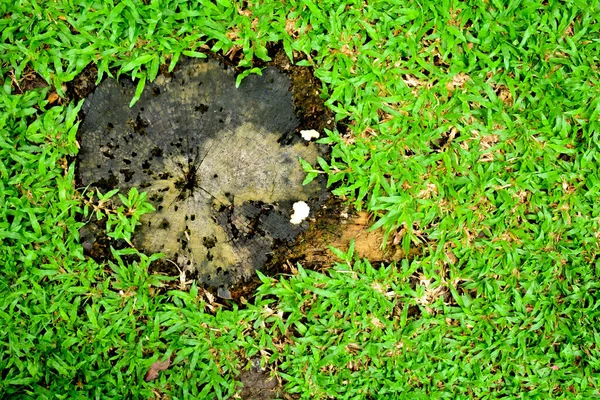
[
  {"xmin": 7, "ymin": 66, "xmax": 48, "ymax": 93},
  {"xmin": 228, "ymin": 196, "xmax": 421, "ymax": 304},
  {"xmin": 271, "ymin": 196, "xmax": 420, "ymax": 271},
  {"xmin": 67, "ymin": 63, "xmax": 98, "ymax": 100},
  {"xmin": 238, "ymin": 360, "xmax": 281, "ymax": 400},
  {"xmin": 4, "ymin": 66, "xmax": 68, "ymax": 110}
]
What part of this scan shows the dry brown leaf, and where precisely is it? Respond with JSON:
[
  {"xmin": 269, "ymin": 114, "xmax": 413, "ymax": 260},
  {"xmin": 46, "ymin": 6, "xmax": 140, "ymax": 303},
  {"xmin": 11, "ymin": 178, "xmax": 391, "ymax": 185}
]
[
  {"xmin": 144, "ymin": 357, "xmax": 171, "ymax": 382},
  {"xmin": 48, "ymin": 92, "xmax": 59, "ymax": 104}
]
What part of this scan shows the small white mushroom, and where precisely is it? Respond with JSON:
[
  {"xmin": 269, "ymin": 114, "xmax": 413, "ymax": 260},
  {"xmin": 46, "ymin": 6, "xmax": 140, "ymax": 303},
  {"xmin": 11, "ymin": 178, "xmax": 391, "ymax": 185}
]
[
  {"xmin": 300, "ymin": 129, "xmax": 320, "ymax": 141},
  {"xmin": 290, "ymin": 201, "xmax": 310, "ymax": 224}
]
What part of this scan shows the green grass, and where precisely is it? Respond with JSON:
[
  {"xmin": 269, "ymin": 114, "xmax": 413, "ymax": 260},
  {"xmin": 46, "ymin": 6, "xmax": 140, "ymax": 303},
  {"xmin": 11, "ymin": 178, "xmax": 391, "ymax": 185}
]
[{"xmin": 2, "ymin": 0, "xmax": 600, "ymax": 398}]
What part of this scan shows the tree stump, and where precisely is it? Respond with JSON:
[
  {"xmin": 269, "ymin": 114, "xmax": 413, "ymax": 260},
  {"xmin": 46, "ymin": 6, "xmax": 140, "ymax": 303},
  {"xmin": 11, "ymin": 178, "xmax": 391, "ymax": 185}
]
[{"xmin": 77, "ymin": 57, "xmax": 324, "ymax": 291}]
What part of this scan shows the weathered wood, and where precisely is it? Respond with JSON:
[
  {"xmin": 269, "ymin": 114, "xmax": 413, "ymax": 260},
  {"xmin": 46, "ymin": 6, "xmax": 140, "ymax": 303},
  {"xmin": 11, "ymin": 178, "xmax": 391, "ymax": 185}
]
[{"xmin": 78, "ymin": 57, "xmax": 324, "ymax": 290}]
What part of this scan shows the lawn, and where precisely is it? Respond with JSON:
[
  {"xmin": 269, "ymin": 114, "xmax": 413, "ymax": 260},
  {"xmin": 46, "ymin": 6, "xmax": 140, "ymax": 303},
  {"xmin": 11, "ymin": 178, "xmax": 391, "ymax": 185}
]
[{"xmin": 1, "ymin": 0, "xmax": 600, "ymax": 398}]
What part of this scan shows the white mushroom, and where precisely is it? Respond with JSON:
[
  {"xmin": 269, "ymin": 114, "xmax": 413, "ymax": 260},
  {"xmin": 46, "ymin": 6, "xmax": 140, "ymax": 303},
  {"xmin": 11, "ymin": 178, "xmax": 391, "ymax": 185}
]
[
  {"xmin": 290, "ymin": 201, "xmax": 310, "ymax": 224},
  {"xmin": 300, "ymin": 129, "xmax": 320, "ymax": 141}
]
